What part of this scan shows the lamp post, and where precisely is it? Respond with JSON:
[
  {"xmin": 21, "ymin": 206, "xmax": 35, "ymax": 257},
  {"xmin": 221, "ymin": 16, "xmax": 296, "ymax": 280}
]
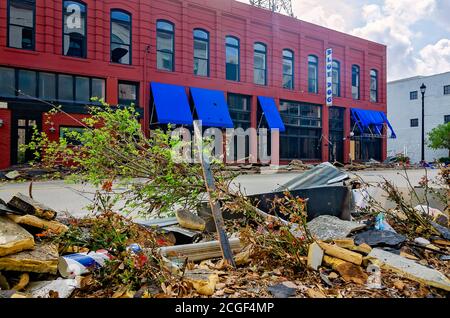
[{"xmin": 420, "ymin": 83, "xmax": 426, "ymax": 163}]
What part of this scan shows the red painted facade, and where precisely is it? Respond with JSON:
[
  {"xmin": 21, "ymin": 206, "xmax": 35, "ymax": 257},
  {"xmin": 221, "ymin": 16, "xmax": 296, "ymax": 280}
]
[{"xmin": 0, "ymin": 0, "xmax": 387, "ymax": 169}]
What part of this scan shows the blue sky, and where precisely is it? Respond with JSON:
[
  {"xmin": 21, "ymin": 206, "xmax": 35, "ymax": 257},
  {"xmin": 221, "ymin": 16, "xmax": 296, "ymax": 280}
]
[{"xmin": 238, "ymin": 0, "xmax": 450, "ymax": 81}]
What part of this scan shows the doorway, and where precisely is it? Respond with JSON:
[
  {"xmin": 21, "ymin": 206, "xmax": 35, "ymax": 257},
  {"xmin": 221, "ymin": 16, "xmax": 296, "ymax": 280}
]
[{"xmin": 11, "ymin": 111, "xmax": 42, "ymax": 165}]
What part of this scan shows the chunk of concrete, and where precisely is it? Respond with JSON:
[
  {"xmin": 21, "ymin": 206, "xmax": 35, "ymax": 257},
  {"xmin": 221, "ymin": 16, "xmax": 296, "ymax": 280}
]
[
  {"xmin": 267, "ymin": 283, "xmax": 297, "ymax": 298},
  {"xmin": 8, "ymin": 193, "xmax": 57, "ymax": 220},
  {"xmin": 0, "ymin": 216, "xmax": 35, "ymax": 257},
  {"xmin": 0, "ymin": 243, "xmax": 59, "ymax": 274},
  {"xmin": 184, "ymin": 269, "xmax": 219, "ymax": 296},
  {"xmin": 414, "ymin": 237, "xmax": 431, "ymax": 246},
  {"xmin": 307, "ymin": 242, "xmax": 324, "ymax": 270},
  {"xmin": 430, "ymin": 221, "xmax": 450, "ymax": 240},
  {"xmin": 368, "ymin": 248, "xmax": 450, "ymax": 292},
  {"xmin": 5, "ymin": 171, "xmax": 20, "ymax": 180},
  {"xmin": 307, "ymin": 215, "xmax": 366, "ymax": 241},
  {"xmin": 354, "ymin": 230, "xmax": 406, "ymax": 248},
  {"xmin": 25, "ymin": 279, "xmax": 79, "ymax": 298},
  {"xmin": 8, "ymin": 214, "xmax": 68, "ymax": 234},
  {"xmin": 176, "ymin": 210, "xmax": 206, "ymax": 231}
]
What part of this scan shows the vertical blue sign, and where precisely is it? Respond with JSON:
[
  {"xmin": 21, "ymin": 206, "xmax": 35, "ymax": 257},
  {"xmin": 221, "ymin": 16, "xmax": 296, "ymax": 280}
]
[{"xmin": 326, "ymin": 48, "xmax": 333, "ymax": 107}]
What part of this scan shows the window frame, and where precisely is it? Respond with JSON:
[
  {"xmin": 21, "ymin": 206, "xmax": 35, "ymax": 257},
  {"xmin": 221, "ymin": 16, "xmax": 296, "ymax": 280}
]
[
  {"xmin": 110, "ymin": 9, "xmax": 132, "ymax": 65},
  {"xmin": 444, "ymin": 115, "xmax": 450, "ymax": 124},
  {"xmin": 118, "ymin": 80, "xmax": 139, "ymax": 106},
  {"xmin": 410, "ymin": 118, "xmax": 419, "ymax": 127},
  {"xmin": 370, "ymin": 69, "xmax": 379, "ymax": 103},
  {"xmin": 156, "ymin": 20, "xmax": 175, "ymax": 72},
  {"xmin": 332, "ymin": 60, "xmax": 341, "ymax": 97},
  {"xmin": 444, "ymin": 85, "xmax": 450, "ymax": 95},
  {"xmin": 410, "ymin": 91, "xmax": 418, "ymax": 100},
  {"xmin": 7, "ymin": 0, "xmax": 36, "ymax": 51},
  {"xmin": 225, "ymin": 35, "xmax": 240, "ymax": 82},
  {"xmin": 282, "ymin": 49, "xmax": 294, "ymax": 90},
  {"xmin": 193, "ymin": 28, "xmax": 210, "ymax": 77},
  {"xmin": 62, "ymin": 0, "xmax": 87, "ymax": 59},
  {"xmin": 352, "ymin": 64, "xmax": 360, "ymax": 100},
  {"xmin": 253, "ymin": 42, "xmax": 267, "ymax": 86},
  {"xmin": 308, "ymin": 55, "xmax": 319, "ymax": 94}
]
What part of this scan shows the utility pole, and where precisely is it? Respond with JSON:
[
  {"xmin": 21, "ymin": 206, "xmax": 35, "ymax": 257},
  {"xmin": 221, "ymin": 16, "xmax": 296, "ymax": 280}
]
[{"xmin": 249, "ymin": 0, "xmax": 295, "ymax": 17}]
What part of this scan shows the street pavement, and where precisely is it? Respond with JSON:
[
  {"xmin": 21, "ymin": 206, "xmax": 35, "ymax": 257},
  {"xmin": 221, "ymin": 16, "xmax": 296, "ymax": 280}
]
[{"xmin": 0, "ymin": 168, "xmax": 441, "ymax": 219}]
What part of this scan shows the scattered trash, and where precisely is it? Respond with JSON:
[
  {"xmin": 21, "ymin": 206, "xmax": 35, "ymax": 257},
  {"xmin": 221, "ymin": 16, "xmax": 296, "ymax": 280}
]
[
  {"xmin": 307, "ymin": 242, "xmax": 324, "ymax": 271},
  {"xmin": 184, "ymin": 269, "xmax": 219, "ymax": 296},
  {"xmin": 414, "ymin": 237, "xmax": 431, "ymax": 247},
  {"xmin": 307, "ymin": 215, "xmax": 366, "ymax": 241},
  {"xmin": 5, "ymin": 170, "xmax": 20, "ymax": 180},
  {"xmin": 375, "ymin": 213, "xmax": 396, "ymax": 232},
  {"xmin": 368, "ymin": 248, "xmax": 450, "ymax": 292},
  {"xmin": 25, "ymin": 279, "xmax": 80, "ymax": 298},
  {"xmin": 366, "ymin": 264, "xmax": 383, "ymax": 289},
  {"xmin": 267, "ymin": 283, "xmax": 296, "ymax": 298},
  {"xmin": 175, "ymin": 210, "xmax": 206, "ymax": 231},
  {"xmin": 58, "ymin": 250, "xmax": 113, "ymax": 278},
  {"xmin": 354, "ymin": 230, "xmax": 406, "ymax": 248}
]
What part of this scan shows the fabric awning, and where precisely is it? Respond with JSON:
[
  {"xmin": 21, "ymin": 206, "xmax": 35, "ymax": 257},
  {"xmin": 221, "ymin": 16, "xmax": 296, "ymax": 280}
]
[
  {"xmin": 190, "ymin": 87, "xmax": 234, "ymax": 128},
  {"xmin": 150, "ymin": 82, "xmax": 193, "ymax": 125},
  {"xmin": 257, "ymin": 96, "xmax": 286, "ymax": 132},
  {"xmin": 351, "ymin": 108, "xmax": 397, "ymax": 138}
]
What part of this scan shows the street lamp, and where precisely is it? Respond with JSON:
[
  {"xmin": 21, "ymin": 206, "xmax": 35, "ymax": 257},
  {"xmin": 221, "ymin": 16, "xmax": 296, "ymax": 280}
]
[{"xmin": 420, "ymin": 83, "xmax": 426, "ymax": 163}]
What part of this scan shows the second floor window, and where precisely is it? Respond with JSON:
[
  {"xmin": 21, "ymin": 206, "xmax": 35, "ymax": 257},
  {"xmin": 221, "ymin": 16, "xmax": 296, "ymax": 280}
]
[
  {"xmin": 254, "ymin": 43, "xmax": 267, "ymax": 85},
  {"xmin": 226, "ymin": 36, "xmax": 240, "ymax": 81},
  {"xmin": 444, "ymin": 85, "xmax": 450, "ymax": 95},
  {"xmin": 410, "ymin": 91, "xmax": 418, "ymax": 100},
  {"xmin": 283, "ymin": 50, "xmax": 294, "ymax": 90},
  {"xmin": 410, "ymin": 118, "xmax": 419, "ymax": 127},
  {"xmin": 8, "ymin": 0, "xmax": 35, "ymax": 50},
  {"xmin": 352, "ymin": 65, "xmax": 360, "ymax": 100},
  {"xmin": 308, "ymin": 55, "xmax": 318, "ymax": 93},
  {"xmin": 370, "ymin": 69, "xmax": 378, "ymax": 102},
  {"xmin": 193, "ymin": 29, "xmax": 209, "ymax": 77},
  {"xmin": 332, "ymin": 60, "xmax": 341, "ymax": 97},
  {"xmin": 111, "ymin": 10, "xmax": 131, "ymax": 65},
  {"xmin": 63, "ymin": 1, "xmax": 87, "ymax": 58},
  {"xmin": 157, "ymin": 20, "xmax": 175, "ymax": 72}
]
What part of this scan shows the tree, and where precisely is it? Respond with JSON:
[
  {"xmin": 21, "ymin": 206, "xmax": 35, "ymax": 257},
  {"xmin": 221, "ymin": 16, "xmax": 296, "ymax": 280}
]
[{"xmin": 428, "ymin": 122, "xmax": 450, "ymax": 157}]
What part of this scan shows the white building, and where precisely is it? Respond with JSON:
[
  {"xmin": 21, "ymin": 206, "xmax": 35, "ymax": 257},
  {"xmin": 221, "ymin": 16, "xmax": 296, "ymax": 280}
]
[{"xmin": 388, "ymin": 72, "xmax": 450, "ymax": 163}]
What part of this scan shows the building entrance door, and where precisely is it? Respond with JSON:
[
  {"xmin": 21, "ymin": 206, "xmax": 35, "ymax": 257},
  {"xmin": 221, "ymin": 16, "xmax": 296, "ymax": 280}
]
[{"xmin": 11, "ymin": 111, "xmax": 42, "ymax": 165}]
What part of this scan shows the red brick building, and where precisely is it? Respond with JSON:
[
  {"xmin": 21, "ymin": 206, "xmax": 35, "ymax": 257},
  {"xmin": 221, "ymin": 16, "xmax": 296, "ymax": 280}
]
[{"xmin": 0, "ymin": 0, "xmax": 392, "ymax": 169}]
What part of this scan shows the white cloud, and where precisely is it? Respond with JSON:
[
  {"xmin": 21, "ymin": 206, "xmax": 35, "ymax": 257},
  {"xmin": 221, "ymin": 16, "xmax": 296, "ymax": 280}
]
[{"xmin": 415, "ymin": 39, "xmax": 450, "ymax": 75}]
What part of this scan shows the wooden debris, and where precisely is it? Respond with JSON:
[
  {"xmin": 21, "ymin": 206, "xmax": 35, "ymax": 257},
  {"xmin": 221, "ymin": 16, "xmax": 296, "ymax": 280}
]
[
  {"xmin": 184, "ymin": 269, "xmax": 219, "ymax": 296},
  {"xmin": 318, "ymin": 242, "xmax": 363, "ymax": 265},
  {"xmin": 323, "ymin": 255, "xmax": 368, "ymax": 285},
  {"xmin": 12, "ymin": 273, "xmax": 30, "ymax": 291},
  {"xmin": 8, "ymin": 214, "xmax": 68, "ymax": 234},
  {"xmin": 307, "ymin": 242, "xmax": 324, "ymax": 270},
  {"xmin": 234, "ymin": 245, "xmax": 252, "ymax": 266},
  {"xmin": 0, "ymin": 216, "xmax": 35, "ymax": 257},
  {"xmin": 176, "ymin": 210, "xmax": 206, "ymax": 231},
  {"xmin": 7, "ymin": 193, "xmax": 57, "ymax": 220},
  {"xmin": 333, "ymin": 238, "xmax": 372, "ymax": 255},
  {"xmin": 0, "ymin": 243, "xmax": 59, "ymax": 274},
  {"xmin": 307, "ymin": 288, "xmax": 327, "ymax": 298},
  {"xmin": 158, "ymin": 238, "xmax": 243, "ymax": 262}
]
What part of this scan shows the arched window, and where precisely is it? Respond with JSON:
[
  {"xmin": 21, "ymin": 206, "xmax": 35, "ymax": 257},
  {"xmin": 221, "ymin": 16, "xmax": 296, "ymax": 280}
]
[
  {"xmin": 226, "ymin": 36, "xmax": 240, "ymax": 81},
  {"xmin": 352, "ymin": 65, "xmax": 360, "ymax": 100},
  {"xmin": 110, "ymin": 10, "xmax": 131, "ymax": 64},
  {"xmin": 332, "ymin": 60, "xmax": 341, "ymax": 97},
  {"xmin": 157, "ymin": 20, "xmax": 175, "ymax": 71},
  {"xmin": 370, "ymin": 69, "xmax": 378, "ymax": 102},
  {"xmin": 254, "ymin": 42, "xmax": 267, "ymax": 85},
  {"xmin": 63, "ymin": 1, "xmax": 87, "ymax": 58},
  {"xmin": 308, "ymin": 55, "xmax": 318, "ymax": 93},
  {"xmin": 282, "ymin": 49, "xmax": 294, "ymax": 90},
  {"xmin": 193, "ymin": 29, "xmax": 209, "ymax": 77},
  {"xmin": 8, "ymin": 0, "xmax": 35, "ymax": 50}
]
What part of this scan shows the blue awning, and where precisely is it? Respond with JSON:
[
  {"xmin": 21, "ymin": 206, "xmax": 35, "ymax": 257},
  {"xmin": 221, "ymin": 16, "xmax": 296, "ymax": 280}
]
[
  {"xmin": 150, "ymin": 82, "xmax": 193, "ymax": 125},
  {"xmin": 258, "ymin": 96, "xmax": 286, "ymax": 132},
  {"xmin": 351, "ymin": 108, "xmax": 396, "ymax": 138},
  {"xmin": 190, "ymin": 87, "xmax": 234, "ymax": 128}
]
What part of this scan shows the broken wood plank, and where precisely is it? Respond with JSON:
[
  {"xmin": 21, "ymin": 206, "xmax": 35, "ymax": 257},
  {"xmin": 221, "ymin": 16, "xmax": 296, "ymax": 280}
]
[
  {"xmin": 176, "ymin": 210, "xmax": 206, "ymax": 231},
  {"xmin": 323, "ymin": 255, "xmax": 368, "ymax": 285},
  {"xmin": 7, "ymin": 214, "xmax": 68, "ymax": 234},
  {"xmin": 318, "ymin": 241, "xmax": 363, "ymax": 265},
  {"xmin": 368, "ymin": 248, "xmax": 450, "ymax": 292},
  {"xmin": 194, "ymin": 121, "xmax": 235, "ymax": 268},
  {"xmin": 12, "ymin": 273, "xmax": 30, "ymax": 291},
  {"xmin": 0, "ymin": 243, "xmax": 59, "ymax": 274},
  {"xmin": 184, "ymin": 269, "xmax": 219, "ymax": 296},
  {"xmin": 334, "ymin": 238, "xmax": 372, "ymax": 255},
  {"xmin": 0, "ymin": 216, "xmax": 35, "ymax": 257},
  {"xmin": 7, "ymin": 193, "xmax": 57, "ymax": 220},
  {"xmin": 158, "ymin": 238, "xmax": 242, "ymax": 262}
]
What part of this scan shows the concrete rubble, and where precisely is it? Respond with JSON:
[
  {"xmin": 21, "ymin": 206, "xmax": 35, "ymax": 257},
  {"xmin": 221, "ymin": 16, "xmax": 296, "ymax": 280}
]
[{"xmin": 307, "ymin": 215, "xmax": 366, "ymax": 241}]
